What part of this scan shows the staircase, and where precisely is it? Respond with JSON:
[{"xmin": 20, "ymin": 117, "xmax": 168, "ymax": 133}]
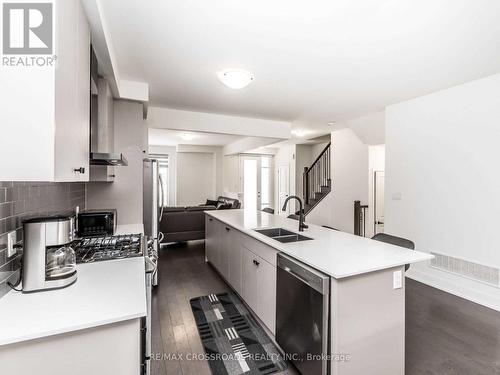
[{"xmin": 302, "ymin": 142, "xmax": 332, "ymax": 214}]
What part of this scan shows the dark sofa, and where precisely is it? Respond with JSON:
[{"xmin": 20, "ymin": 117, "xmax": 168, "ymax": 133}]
[{"xmin": 159, "ymin": 196, "xmax": 240, "ymax": 243}]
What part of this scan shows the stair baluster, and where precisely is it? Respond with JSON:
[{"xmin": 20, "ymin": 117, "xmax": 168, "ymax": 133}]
[{"xmin": 302, "ymin": 142, "xmax": 332, "ymax": 215}]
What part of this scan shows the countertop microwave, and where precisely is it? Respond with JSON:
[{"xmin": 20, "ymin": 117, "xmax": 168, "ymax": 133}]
[{"xmin": 77, "ymin": 209, "xmax": 117, "ymax": 237}]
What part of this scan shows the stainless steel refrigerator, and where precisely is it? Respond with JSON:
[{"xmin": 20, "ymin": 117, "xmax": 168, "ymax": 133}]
[{"xmin": 143, "ymin": 158, "xmax": 164, "ymax": 286}]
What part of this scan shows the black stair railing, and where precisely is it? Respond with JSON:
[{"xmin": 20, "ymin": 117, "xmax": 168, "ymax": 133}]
[
  {"xmin": 354, "ymin": 200, "xmax": 369, "ymax": 237},
  {"xmin": 303, "ymin": 142, "xmax": 331, "ymax": 208}
]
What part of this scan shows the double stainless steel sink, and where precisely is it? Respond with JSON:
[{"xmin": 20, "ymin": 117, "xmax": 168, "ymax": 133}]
[{"xmin": 254, "ymin": 228, "xmax": 313, "ymax": 243}]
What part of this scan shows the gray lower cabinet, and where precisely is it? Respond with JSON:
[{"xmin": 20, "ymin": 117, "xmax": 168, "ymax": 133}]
[
  {"xmin": 241, "ymin": 247, "xmax": 277, "ymax": 334},
  {"xmin": 256, "ymin": 257, "xmax": 276, "ymax": 334},
  {"xmin": 205, "ymin": 216, "xmax": 277, "ymax": 334},
  {"xmin": 228, "ymin": 240, "xmax": 243, "ymax": 295},
  {"xmin": 220, "ymin": 225, "xmax": 232, "ymax": 280},
  {"xmin": 205, "ymin": 217, "xmax": 218, "ymax": 265}
]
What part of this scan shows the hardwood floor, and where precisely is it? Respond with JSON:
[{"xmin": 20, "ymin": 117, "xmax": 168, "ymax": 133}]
[
  {"xmin": 406, "ymin": 278, "xmax": 500, "ymax": 375},
  {"xmin": 151, "ymin": 240, "xmax": 230, "ymax": 375},
  {"xmin": 151, "ymin": 240, "xmax": 500, "ymax": 375}
]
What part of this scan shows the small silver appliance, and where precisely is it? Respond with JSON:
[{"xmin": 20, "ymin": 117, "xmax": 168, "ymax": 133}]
[{"xmin": 22, "ymin": 214, "xmax": 77, "ymax": 293}]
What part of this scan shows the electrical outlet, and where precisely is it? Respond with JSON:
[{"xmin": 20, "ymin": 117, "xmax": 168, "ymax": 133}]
[
  {"xmin": 7, "ymin": 231, "xmax": 17, "ymax": 258},
  {"xmin": 393, "ymin": 270, "xmax": 403, "ymax": 289}
]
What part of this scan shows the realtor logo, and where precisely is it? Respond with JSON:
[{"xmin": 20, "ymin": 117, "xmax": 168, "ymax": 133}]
[{"xmin": 3, "ymin": 3, "xmax": 53, "ymax": 55}]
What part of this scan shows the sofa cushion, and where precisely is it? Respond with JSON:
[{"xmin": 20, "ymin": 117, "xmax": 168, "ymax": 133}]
[
  {"xmin": 217, "ymin": 196, "xmax": 241, "ymax": 209},
  {"xmin": 187, "ymin": 205, "xmax": 215, "ymax": 212},
  {"xmin": 163, "ymin": 206, "xmax": 186, "ymax": 213}
]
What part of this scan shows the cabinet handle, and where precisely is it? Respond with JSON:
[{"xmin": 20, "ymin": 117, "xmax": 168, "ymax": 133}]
[
  {"xmin": 253, "ymin": 259, "xmax": 260, "ymax": 267},
  {"xmin": 225, "ymin": 227, "xmax": 230, "ymax": 231},
  {"xmin": 209, "ymin": 218, "xmax": 213, "ymax": 221},
  {"xmin": 109, "ymin": 174, "xmax": 116, "ymax": 178},
  {"xmin": 74, "ymin": 167, "xmax": 85, "ymax": 174}
]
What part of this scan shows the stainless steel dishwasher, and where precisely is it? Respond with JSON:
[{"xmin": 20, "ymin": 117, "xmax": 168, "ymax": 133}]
[{"xmin": 276, "ymin": 253, "xmax": 330, "ymax": 375}]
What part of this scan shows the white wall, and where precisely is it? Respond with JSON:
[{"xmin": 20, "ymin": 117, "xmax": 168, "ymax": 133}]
[
  {"xmin": 274, "ymin": 145, "xmax": 296, "ymax": 213},
  {"xmin": 177, "ymin": 145, "xmax": 223, "ymax": 199},
  {"xmin": 385, "ymin": 73, "xmax": 500, "ymax": 311},
  {"xmin": 87, "ymin": 100, "xmax": 147, "ymax": 225},
  {"xmin": 223, "ymin": 155, "xmax": 241, "ymax": 199},
  {"xmin": 149, "ymin": 145, "xmax": 177, "ymax": 206},
  {"xmin": 306, "ymin": 192, "xmax": 335, "ymax": 228},
  {"xmin": 336, "ymin": 111, "xmax": 385, "ymax": 145},
  {"xmin": 295, "ymin": 145, "xmax": 313, "ymax": 200},
  {"xmin": 330, "ymin": 129, "xmax": 369, "ymax": 232},
  {"xmin": 176, "ymin": 152, "xmax": 216, "ymax": 206}
]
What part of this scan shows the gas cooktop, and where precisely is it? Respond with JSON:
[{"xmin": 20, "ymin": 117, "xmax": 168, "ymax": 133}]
[{"xmin": 72, "ymin": 234, "xmax": 143, "ymax": 264}]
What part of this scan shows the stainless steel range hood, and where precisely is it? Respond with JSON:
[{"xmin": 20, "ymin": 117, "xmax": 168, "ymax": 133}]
[
  {"xmin": 90, "ymin": 152, "xmax": 128, "ymax": 166},
  {"xmin": 89, "ymin": 46, "xmax": 127, "ymax": 181}
]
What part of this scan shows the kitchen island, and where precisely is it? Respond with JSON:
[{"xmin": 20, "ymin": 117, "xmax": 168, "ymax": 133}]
[{"xmin": 205, "ymin": 209, "xmax": 433, "ymax": 375}]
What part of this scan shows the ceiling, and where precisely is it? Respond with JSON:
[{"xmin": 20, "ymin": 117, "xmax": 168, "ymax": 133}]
[
  {"xmin": 101, "ymin": 0, "xmax": 500, "ymax": 131},
  {"xmin": 149, "ymin": 129, "xmax": 242, "ymax": 146}
]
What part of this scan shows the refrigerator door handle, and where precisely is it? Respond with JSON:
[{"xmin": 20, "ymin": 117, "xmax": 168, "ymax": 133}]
[{"xmin": 158, "ymin": 175, "xmax": 165, "ymax": 222}]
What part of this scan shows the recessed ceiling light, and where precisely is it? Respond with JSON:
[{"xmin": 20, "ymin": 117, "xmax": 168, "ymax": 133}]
[
  {"xmin": 217, "ymin": 69, "xmax": 254, "ymax": 89},
  {"xmin": 179, "ymin": 133, "xmax": 196, "ymax": 141},
  {"xmin": 327, "ymin": 122, "xmax": 335, "ymax": 126}
]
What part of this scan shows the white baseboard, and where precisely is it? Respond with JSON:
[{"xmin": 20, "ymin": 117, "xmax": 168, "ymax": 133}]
[{"xmin": 406, "ymin": 266, "xmax": 500, "ymax": 313}]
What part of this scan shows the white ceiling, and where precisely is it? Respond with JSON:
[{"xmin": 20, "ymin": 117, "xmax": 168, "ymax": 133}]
[
  {"xmin": 101, "ymin": 0, "xmax": 500, "ymax": 130},
  {"xmin": 149, "ymin": 129, "xmax": 242, "ymax": 146}
]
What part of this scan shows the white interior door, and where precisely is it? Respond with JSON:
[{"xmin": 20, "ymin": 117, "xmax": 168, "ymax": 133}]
[
  {"xmin": 278, "ymin": 164, "xmax": 290, "ymax": 214},
  {"xmin": 374, "ymin": 171, "xmax": 385, "ymax": 234}
]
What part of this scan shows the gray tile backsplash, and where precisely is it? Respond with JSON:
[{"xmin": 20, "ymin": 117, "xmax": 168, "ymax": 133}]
[{"xmin": 0, "ymin": 182, "xmax": 85, "ymax": 299}]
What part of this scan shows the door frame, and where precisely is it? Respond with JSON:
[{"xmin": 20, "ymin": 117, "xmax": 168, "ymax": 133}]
[
  {"xmin": 277, "ymin": 163, "xmax": 291, "ymax": 214},
  {"xmin": 373, "ymin": 170, "xmax": 385, "ymax": 235}
]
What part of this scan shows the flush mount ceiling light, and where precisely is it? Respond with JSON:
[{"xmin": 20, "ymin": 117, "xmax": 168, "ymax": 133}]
[
  {"xmin": 327, "ymin": 122, "xmax": 335, "ymax": 126},
  {"xmin": 291, "ymin": 129, "xmax": 312, "ymax": 138},
  {"xmin": 179, "ymin": 133, "xmax": 196, "ymax": 141},
  {"xmin": 217, "ymin": 69, "xmax": 254, "ymax": 89}
]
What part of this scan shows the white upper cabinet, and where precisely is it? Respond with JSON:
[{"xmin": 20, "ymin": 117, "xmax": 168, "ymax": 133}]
[{"xmin": 0, "ymin": 0, "xmax": 90, "ymax": 181}]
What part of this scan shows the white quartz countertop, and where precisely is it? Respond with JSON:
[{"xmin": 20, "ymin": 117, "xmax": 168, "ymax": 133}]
[
  {"xmin": 115, "ymin": 223, "xmax": 144, "ymax": 235},
  {"xmin": 0, "ymin": 257, "xmax": 147, "ymax": 346},
  {"xmin": 206, "ymin": 209, "xmax": 433, "ymax": 279}
]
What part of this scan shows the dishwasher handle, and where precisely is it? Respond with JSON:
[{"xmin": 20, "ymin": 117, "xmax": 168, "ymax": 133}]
[
  {"xmin": 284, "ymin": 266, "xmax": 311, "ymax": 285},
  {"xmin": 277, "ymin": 253, "xmax": 330, "ymax": 295}
]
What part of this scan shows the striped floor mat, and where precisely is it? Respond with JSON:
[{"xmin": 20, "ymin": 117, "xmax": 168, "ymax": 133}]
[{"xmin": 190, "ymin": 292, "xmax": 287, "ymax": 375}]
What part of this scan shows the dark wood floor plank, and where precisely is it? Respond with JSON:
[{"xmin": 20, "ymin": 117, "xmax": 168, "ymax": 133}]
[
  {"xmin": 152, "ymin": 240, "xmax": 500, "ymax": 375},
  {"xmin": 405, "ymin": 278, "xmax": 500, "ymax": 375}
]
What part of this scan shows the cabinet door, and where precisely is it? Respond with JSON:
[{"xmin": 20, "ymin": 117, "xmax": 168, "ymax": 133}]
[
  {"xmin": 257, "ymin": 259, "xmax": 277, "ymax": 334},
  {"xmin": 241, "ymin": 247, "xmax": 259, "ymax": 313},
  {"xmin": 75, "ymin": 0, "xmax": 90, "ymax": 181},
  {"xmin": 54, "ymin": 0, "xmax": 90, "ymax": 181},
  {"xmin": 205, "ymin": 217, "xmax": 216, "ymax": 263},
  {"xmin": 228, "ymin": 240, "xmax": 243, "ymax": 295},
  {"xmin": 220, "ymin": 225, "xmax": 233, "ymax": 280}
]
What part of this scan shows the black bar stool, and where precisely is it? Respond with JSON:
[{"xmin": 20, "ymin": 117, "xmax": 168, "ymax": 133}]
[{"xmin": 371, "ymin": 233, "xmax": 414, "ymax": 271}]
